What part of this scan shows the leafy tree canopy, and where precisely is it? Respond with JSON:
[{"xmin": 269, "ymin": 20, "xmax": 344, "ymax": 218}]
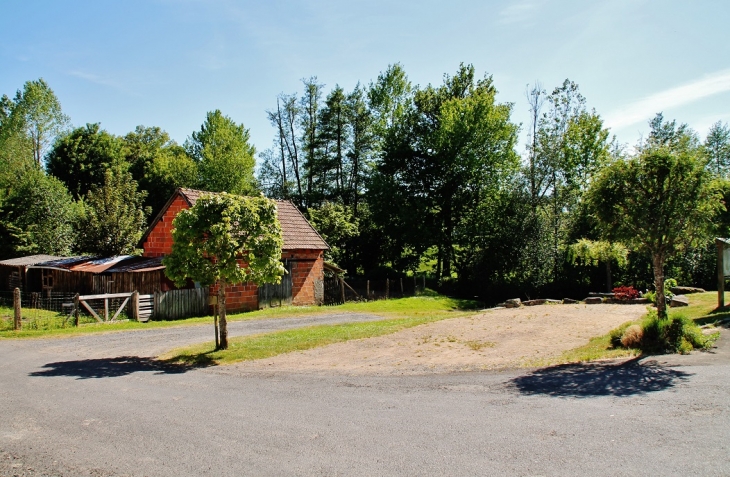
[
  {"xmin": 75, "ymin": 168, "xmax": 149, "ymax": 256},
  {"xmin": 185, "ymin": 110, "xmax": 257, "ymax": 195}
]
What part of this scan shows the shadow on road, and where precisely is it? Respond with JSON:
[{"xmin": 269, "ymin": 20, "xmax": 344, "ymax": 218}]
[
  {"xmin": 509, "ymin": 359, "xmax": 692, "ymax": 397},
  {"xmin": 29, "ymin": 356, "xmax": 210, "ymax": 379}
]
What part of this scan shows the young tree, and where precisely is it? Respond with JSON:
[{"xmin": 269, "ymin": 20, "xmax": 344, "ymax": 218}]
[
  {"xmin": 588, "ymin": 140, "xmax": 721, "ymax": 318},
  {"xmin": 163, "ymin": 194, "xmax": 285, "ymax": 349},
  {"xmin": 75, "ymin": 168, "xmax": 149, "ymax": 256},
  {"xmin": 185, "ymin": 110, "xmax": 257, "ymax": 196},
  {"xmin": 0, "ymin": 169, "xmax": 78, "ymax": 259},
  {"xmin": 568, "ymin": 239, "xmax": 629, "ymax": 292}
]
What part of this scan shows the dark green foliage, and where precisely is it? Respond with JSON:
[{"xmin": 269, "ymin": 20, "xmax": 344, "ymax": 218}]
[
  {"xmin": 307, "ymin": 202, "xmax": 358, "ymax": 266},
  {"xmin": 47, "ymin": 123, "xmax": 127, "ymax": 199},
  {"xmin": 639, "ymin": 311, "xmax": 714, "ymax": 354},
  {"xmin": 75, "ymin": 168, "xmax": 149, "ymax": 256},
  {"xmin": 0, "ymin": 169, "xmax": 78, "ymax": 258}
]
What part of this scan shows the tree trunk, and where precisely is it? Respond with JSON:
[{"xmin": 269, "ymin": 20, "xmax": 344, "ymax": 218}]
[
  {"xmin": 218, "ymin": 279, "xmax": 228, "ymax": 349},
  {"xmin": 652, "ymin": 254, "xmax": 667, "ymax": 319},
  {"xmin": 605, "ymin": 261, "xmax": 612, "ymax": 293}
]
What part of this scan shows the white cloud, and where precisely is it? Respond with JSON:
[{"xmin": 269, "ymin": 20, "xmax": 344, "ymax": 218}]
[
  {"xmin": 498, "ymin": 0, "xmax": 542, "ymax": 25},
  {"xmin": 605, "ymin": 69, "xmax": 730, "ymax": 130}
]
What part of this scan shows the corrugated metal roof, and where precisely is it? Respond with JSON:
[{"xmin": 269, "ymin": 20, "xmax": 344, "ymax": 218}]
[
  {"xmin": 0, "ymin": 255, "xmax": 63, "ymax": 267},
  {"xmin": 29, "ymin": 256, "xmax": 163, "ymax": 274},
  {"xmin": 105, "ymin": 256, "xmax": 165, "ymax": 273},
  {"xmin": 150, "ymin": 188, "xmax": 329, "ymax": 251}
]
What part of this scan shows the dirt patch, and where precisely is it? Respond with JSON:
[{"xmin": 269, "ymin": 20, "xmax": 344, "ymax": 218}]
[{"xmin": 232, "ymin": 304, "xmax": 647, "ymax": 375}]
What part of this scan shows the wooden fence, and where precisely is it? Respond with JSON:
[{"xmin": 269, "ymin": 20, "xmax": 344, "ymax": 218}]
[{"xmin": 153, "ymin": 288, "xmax": 209, "ymax": 320}]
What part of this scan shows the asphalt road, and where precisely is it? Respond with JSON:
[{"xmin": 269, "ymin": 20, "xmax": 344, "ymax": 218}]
[{"xmin": 1, "ymin": 314, "xmax": 729, "ymax": 476}]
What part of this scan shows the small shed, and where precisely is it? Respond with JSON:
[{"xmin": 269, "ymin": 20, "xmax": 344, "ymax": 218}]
[
  {"xmin": 24, "ymin": 255, "xmax": 168, "ymax": 295},
  {"xmin": 0, "ymin": 255, "xmax": 62, "ymax": 291}
]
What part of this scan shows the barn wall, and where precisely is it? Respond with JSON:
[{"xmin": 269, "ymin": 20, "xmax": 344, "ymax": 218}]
[
  {"xmin": 143, "ymin": 195, "xmax": 189, "ymax": 258},
  {"xmin": 284, "ymin": 250, "xmax": 324, "ymax": 306}
]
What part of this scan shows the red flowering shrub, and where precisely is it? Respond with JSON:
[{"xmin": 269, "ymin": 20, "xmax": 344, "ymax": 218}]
[{"xmin": 613, "ymin": 286, "xmax": 639, "ymax": 300}]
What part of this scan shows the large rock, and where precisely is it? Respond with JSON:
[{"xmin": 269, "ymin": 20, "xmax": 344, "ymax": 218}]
[
  {"xmin": 584, "ymin": 297, "xmax": 603, "ymax": 304},
  {"xmin": 504, "ymin": 298, "xmax": 522, "ymax": 308},
  {"xmin": 523, "ymin": 299, "xmax": 546, "ymax": 306},
  {"xmin": 670, "ymin": 295, "xmax": 690, "ymax": 307},
  {"xmin": 562, "ymin": 298, "xmax": 579, "ymax": 304},
  {"xmin": 670, "ymin": 286, "xmax": 705, "ymax": 295}
]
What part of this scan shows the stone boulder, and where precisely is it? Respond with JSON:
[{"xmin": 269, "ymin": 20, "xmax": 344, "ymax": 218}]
[
  {"xmin": 669, "ymin": 295, "xmax": 689, "ymax": 307},
  {"xmin": 504, "ymin": 298, "xmax": 522, "ymax": 308},
  {"xmin": 669, "ymin": 286, "xmax": 705, "ymax": 295},
  {"xmin": 523, "ymin": 299, "xmax": 546, "ymax": 306},
  {"xmin": 584, "ymin": 297, "xmax": 603, "ymax": 304},
  {"xmin": 562, "ymin": 298, "xmax": 579, "ymax": 304}
]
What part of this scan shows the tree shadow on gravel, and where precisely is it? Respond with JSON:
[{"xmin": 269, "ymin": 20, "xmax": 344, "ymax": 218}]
[
  {"xmin": 29, "ymin": 355, "xmax": 214, "ymax": 379},
  {"xmin": 509, "ymin": 359, "xmax": 692, "ymax": 398}
]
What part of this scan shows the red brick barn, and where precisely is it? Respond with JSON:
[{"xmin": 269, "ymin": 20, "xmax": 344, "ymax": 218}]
[{"xmin": 140, "ymin": 188, "xmax": 328, "ymax": 312}]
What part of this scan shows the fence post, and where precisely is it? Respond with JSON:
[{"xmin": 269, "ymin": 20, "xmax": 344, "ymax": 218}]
[
  {"xmin": 366, "ymin": 280, "xmax": 370, "ymax": 301},
  {"xmin": 340, "ymin": 277, "xmax": 346, "ymax": 304},
  {"xmin": 131, "ymin": 291, "xmax": 139, "ymax": 322},
  {"xmin": 74, "ymin": 293, "xmax": 80, "ymax": 327},
  {"xmin": 413, "ymin": 275, "xmax": 417, "ymax": 295},
  {"xmin": 13, "ymin": 287, "xmax": 21, "ymax": 330},
  {"xmin": 386, "ymin": 279, "xmax": 389, "ymax": 300}
]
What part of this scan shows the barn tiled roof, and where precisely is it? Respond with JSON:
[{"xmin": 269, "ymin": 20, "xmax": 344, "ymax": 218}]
[{"xmin": 157, "ymin": 188, "xmax": 328, "ymax": 251}]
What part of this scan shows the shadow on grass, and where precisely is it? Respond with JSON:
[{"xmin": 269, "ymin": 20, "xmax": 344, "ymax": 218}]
[
  {"xmin": 509, "ymin": 358, "xmax": 692, "ymax": 398},
  {"xmin": 29, "ymin": 355, "xmax": 216, "ymax": 379}
]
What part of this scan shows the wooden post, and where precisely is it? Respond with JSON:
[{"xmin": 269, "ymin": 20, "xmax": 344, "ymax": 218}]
[
  {"xmin": 340, "ymin": 277, "xmax": 346, "ymax": 304},
  {"xmin": 413, "ymin": 275, "xmax": 417, "ymax": 295},
  {"xmin": 13, "ymin": 287, "xmax": 21, "ymax": 331},
  {"xmin": 386, "ymin": 279, "xmax": 389, "ymax": 300},
  {"xmin": 74, "ymin": 293, "xmax": 80, "ymax": 327},
  {"xmin": 400, "ymin": 278, "xmax": 404, "ymax": 295},
  {"xmin": 131, "ymin": 291, "xmax": 139, "ymax": 322},
  {"xmin": 366, "ymin": 280, "xmax": 370, "ymax": 301},
  {"xmin": 103, "ymin": 298, "xmax": 109, "ymax": 322},
  {"xmin": 718, "ymin": 239, "xmax": 725, "ymax": 309}
]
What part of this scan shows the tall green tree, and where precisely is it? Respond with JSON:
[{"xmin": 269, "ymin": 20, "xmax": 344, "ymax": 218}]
[
  {"xmin": 124, "ymin": 125, "xmax": 197, "ymax": 216},
  {"xmin": 185, "ymin": 110, "xmax": 257, "ymax": 195},
  {"xmin": 46, "ymin": 123, "xmax": 127, "ymax": 199},
  {"xmin": 164, "ymin": 194, "xmax": 285, "ymax": 349},
  {"xmin": 372, "ymin": 64, "xmax": 520, "ymax": 278},
  {"xmin": 588, "ymin": 122, "xmax": 721, "ymax": 318},
  {"xmin": 75, "ymin": 168, "xmax": 149, "ymax": 256},
  {"xmin": 0, "ymin": 169, "xmax": 78, "ymax": 259},
  {"xmin": 7, "ymin": 79, "xmax": 69, "ymax": 167},
  {"xmin": 704, "ymin": 121, "xmax": 730, "ymax": 177}
]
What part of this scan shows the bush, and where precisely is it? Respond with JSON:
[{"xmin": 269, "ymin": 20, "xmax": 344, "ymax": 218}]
[
  {"xmin": 612, "ymin": 286, "xmax": 639, "ymax": 300},
  {"xmin": 620, "ymin": 324, "xmax": 643, "ymax": 348},
  {"xmin": 639, "ymin": 311, "xmax": 716, "ymax": 354}
]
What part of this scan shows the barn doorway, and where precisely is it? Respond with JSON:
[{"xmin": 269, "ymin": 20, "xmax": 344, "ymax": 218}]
[{"xmin": 258, "ymin": 261, "xmax": 293, "ymax": 308}]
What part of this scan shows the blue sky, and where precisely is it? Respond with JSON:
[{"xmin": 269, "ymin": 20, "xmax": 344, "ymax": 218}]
[{"xmin": 2, "ymin": 0, "xmax": 729, "ymax": 157}]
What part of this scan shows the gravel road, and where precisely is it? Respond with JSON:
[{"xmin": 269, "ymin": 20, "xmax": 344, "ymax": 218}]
[{"xmin": 1, "ymin": 314, "xmax": 729, "ymax": 476}]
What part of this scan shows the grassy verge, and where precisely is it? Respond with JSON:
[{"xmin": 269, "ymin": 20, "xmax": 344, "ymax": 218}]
[
  {"xmin": 0, "ymin": 293, "xmax": 478, "ymax": 340},
  {"xmin": 162, "ymin": 294, "xmax": 480, "ymax": 366},
  {"xmin": 536, "ymin": 291, "xmax": 726, "ymax": 367}
]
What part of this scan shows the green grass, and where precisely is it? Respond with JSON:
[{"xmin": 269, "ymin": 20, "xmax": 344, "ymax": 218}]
[
  {"xmin": 0, "ymin": 293, "xmax": 479, "ymax": 340},
  {"xmin": 162, "ymin": 294, "xmax": 480, "ymax": 366}
]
